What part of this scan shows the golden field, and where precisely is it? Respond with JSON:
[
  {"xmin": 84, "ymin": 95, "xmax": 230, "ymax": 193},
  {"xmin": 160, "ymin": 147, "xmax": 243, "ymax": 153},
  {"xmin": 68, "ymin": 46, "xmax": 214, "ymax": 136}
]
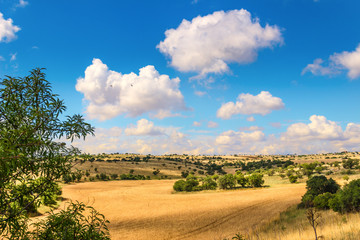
[{"xmin": 61, "ymin": 180, "xmax": 306, "ymax": 240}]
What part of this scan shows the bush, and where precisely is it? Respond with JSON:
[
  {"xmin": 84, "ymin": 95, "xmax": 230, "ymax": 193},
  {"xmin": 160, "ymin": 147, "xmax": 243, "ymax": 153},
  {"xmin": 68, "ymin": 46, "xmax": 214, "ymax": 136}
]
[
  {"xmin": 330, "ymin": 179, "xmax": 360, "ymax": 213},
  {"xmin": 342, "ymin": 158, "xmax": 359, "ymax": 169},
  {"xmin": 218, "ymin": 174, "xmax": 236, "ymax": 189},
  {"xmin": 173, "ymin": 175, "xmax": 200, "ymax": 192},
  {"xmin": 289, "ymin": 175, "xmax": 298, "ymax": 183},
  {"xmin": 110, "ymin": 174, "xmax": 118, "ymax": 180},
  {"xmin": 99, "ymin": 173, "xmax": 108, "ymax": 181},
  {"xmin": 313, "ymin": 192, "xmax": 335, "ymax": 209},
  {"xmin": 201, "ymin": 176, "xmax": 217, "ymax": 190},
  {"xmin": 236, "ymin": 172, "xmax": 249, "ymax": 187},
  {"xmin": 301, "ymin": 175, "xmax": 340, "ymax": 207},
  {"xmin": 173, "ymin": 180, "xmax": 186, "ymax": 192},
  {"xmin": 248, "ymin": 173, "xmax": 264, "ymax": 187},
  {"xmin": 30, "ymin": 201, "xmax": 110, "ymax": 239}
]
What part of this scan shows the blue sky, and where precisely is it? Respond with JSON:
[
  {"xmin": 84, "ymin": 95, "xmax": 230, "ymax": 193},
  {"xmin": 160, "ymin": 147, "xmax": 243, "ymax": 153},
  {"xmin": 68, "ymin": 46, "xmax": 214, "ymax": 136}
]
[{"xmin": 1, "ymin": 0, "xmax": 360, "ymax": 155}]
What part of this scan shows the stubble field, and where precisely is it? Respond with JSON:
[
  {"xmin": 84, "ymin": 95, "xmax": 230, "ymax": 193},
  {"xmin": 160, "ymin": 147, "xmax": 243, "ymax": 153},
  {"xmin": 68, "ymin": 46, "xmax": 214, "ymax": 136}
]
[{"xmin": 61, "ymin": 180, "xmax": 306, "ymax": 240}]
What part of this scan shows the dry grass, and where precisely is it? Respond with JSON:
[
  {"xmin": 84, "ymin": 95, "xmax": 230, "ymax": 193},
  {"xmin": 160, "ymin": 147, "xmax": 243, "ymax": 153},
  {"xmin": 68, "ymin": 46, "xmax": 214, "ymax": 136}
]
[
  {"xmin": 248, "ymin": 206, "xmax": 360, "ymax": 240},
  {"xmin": 61, "ymin": 180, "xmax": 306, "ymax": 240}
]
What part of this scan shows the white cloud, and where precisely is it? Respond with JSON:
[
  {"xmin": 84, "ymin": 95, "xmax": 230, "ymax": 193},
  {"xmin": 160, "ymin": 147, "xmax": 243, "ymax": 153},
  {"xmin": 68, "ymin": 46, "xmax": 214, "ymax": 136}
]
[
  {"xmin": 0, "ymin": 12, "xmax": 20, "ymax": 43},
  {"xmin": 69, "ymin": 115, "xmax": 360, "ymax": 155},
  {"xmin": 246, "ymin": 116, "xmax": 255, "ymax": 122},
  {"xmin": 0, "ymin": 56, "xmax": 5, "ymax": 61},
  {"xmin": 76, "ymin": 58, "xmax": 187, "ymax": 121},
  {"xmin": 207, "ymin": 121, "xmax": 218, "ymax": 128},
  {"xmin": 16, "ymin": 0, "xmax": 29, "ymax": 8},
  {"xmin": 331, "ymin": 44, "xmax": 360, "ymax": 79},
  {"xmin": 282, "ymin": 115, "xmax": 343, "ymax": 141},
  {"xmin": 303, "ymin": 44, "xmax": 360, "ymax": 80},
  {"xmin": 70, "ymin": 127, "xmax": 123, "ymax": 154},
  {"xmin": 125, "ymin": 119, "xmax": 165, "ymax": 136},
  {"xmin": 193, "ymin": 121, "xmax": 202, "ymax": 127},
  {"xmin": 217, "ymin": 91, "xmax": 284, "ymax": 119},
  {"xmin": 302, "ymin": 58, "xmax": 336, "ymax": 76},
  {"xmin": 239, "ymin": 126, "xmax": 264, "ymax": 131},
  {"xmin": 216, "ymin": 130, "xmax": 265, "ymax": 145},
  {"xmin": 158, "ymin": 9, "xmax": 283, "ymax": 76},
  {"xmin": 10, "ymin": 53, "xmax": 16, "ymax": 61}
]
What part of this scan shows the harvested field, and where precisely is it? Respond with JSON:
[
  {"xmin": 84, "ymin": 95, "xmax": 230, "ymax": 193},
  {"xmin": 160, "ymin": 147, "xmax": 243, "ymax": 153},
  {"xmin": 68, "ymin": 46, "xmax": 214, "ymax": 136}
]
[{"xmin": 62, "ymin": 180, "xmax": 306, "ymax": 240}]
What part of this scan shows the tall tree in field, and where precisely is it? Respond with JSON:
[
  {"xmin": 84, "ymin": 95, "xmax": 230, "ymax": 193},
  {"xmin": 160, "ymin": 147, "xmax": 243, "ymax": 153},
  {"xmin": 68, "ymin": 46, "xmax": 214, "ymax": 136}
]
[{"xmin": 0, "ymin": 69, "xmax": 109, "ymax": 239}]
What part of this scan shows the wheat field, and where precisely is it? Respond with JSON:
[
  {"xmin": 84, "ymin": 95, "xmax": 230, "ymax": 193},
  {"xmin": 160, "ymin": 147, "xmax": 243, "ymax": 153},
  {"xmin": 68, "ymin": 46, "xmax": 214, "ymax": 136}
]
[{"xmin": 61, "ymin": 180, "xmax": 306, "ymax": 240}]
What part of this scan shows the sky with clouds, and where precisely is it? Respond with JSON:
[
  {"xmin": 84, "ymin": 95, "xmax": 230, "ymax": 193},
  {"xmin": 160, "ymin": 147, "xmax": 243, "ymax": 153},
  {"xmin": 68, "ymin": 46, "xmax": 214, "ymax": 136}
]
[{"xmin": 1, "ymin": 0, "xmax": 360, "ymax": 155}]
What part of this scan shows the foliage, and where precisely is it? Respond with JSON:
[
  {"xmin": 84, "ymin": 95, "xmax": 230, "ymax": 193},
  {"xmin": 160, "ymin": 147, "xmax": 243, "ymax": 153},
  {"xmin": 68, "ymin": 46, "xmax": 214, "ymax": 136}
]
[
  {"xmin": 288, "ymin": 175, "xmax": 298, "ymax": 184},
  {"xmin": 173, "ymin": 175, "xmax": 200, "ymax": 192},
  {"xmin": 329, "ymin": 179, "xmax": 360, "ymax": 213},
  {"xmin": 201, "ymin": 176, "xmax": 217, "ymax": 190},
  {"xmin": 241, "ymin": 159, "xmax": 294, "ymax": 171},
  {"xmin": 342, "ymin": 158, "xmax": 359, "ymax": 169},
  {"xmin": 313, "ymin": 192, "xmax": 335, "ymax": 210},
  {"xmin": 218, "ymin": 174, "xmax": 236, "ymax": 189},
  {"xmin": 235, "ymin": 172, "xmax": 248, "ymax": 187},
  {"xmin": 29, "ymin": 201, "xmax": 110, "ymax": 240},
  {"xmin": 248, "ymin": 173, "xmax": 264, "ymax": 187},
  {"xmin": 300, "ymin": 175, "xmax": 340, "ymax": 208},
  {"xmin": 0, "ymin": 69, "xmax": 108, "ymax": 238}
]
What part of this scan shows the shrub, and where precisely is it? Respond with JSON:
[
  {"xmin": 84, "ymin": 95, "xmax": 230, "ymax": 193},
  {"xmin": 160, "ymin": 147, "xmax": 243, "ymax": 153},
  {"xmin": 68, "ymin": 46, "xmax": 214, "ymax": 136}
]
[
  {"xmin": 110, "ymin": 174, "xmax": 118, "ymax": 180},
  {"xmin": 342, "ymin": 158, "xmax": 359, "ymax": 169},
  {"xmin": 201, "ymin": 176, "xmax": 217, "ymax": 190},
  {"xmin": 173, "ymin": 175, "xmax": 200, "ymax": 192},
  {"xmin": 30, "ymin": 201, "xmax": 110, "ymax": 239},
  {"xmin": 248, "ymin": 173, "xmax": 264, "ymax": 187},
  {"xmin": 313, "ymin": 192, "xmax": 335, "ymax": 209},
  {"xmin": 330, "ymin": 179, "xmax": 360, "ymax": 213},
  {"xmin": 289, "ymin": 175, "xmax": 298, "ymax": 183},
  {"xmin": 300, "ymin": 175, "xmax": 340, "ymax": 207},
  {"xmin": 173, "ymin": 180, "xmax": 186, "ymax": 192},
  {"xmin": 218, "ymin": 174, "xmax": 236, "ymax": 189},
  {"xmin": 236, "ymin": 172, "xmax": 248, "ymax": 187},
  {"xmin": 99, "ymin": 173, "xmax": 108, "ymax": 181}
]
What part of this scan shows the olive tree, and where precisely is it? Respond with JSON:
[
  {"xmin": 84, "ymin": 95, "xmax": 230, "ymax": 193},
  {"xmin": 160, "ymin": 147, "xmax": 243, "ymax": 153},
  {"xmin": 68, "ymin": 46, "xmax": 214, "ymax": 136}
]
[{"xmin": 0, "ymin": 69, "xmax": 109, "ymax": 238}]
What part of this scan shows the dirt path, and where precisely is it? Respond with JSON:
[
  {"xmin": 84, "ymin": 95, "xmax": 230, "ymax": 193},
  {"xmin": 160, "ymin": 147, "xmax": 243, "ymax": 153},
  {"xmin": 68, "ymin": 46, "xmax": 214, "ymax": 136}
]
[{"xmin": 62, "ymin": 180, "xmax": 306, "ymax": 240}]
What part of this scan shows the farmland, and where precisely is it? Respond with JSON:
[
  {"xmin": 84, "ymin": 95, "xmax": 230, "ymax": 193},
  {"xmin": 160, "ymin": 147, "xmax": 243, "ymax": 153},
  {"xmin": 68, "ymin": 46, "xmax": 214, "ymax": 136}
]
[{"xmin": 61, "ymin": 180, "xmax": 305, "ymax": 240}]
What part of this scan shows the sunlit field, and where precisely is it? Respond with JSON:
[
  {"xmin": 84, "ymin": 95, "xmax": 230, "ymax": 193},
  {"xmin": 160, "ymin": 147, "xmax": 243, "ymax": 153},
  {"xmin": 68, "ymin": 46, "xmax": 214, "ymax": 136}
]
[{"xmin": 61, "ymin": 180, "xmax": 306, "ymax": 240}]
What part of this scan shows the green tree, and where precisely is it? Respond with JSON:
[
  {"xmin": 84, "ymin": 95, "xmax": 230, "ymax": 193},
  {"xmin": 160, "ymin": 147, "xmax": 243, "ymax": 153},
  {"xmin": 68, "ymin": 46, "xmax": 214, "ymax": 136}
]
[
  {"xmin": 218, "ymin": 174, "xmax": 236, "ymax": 189},
  {"xmin": 235, "ymin": 172, "xmax": 248, "ymax": 187},
  {"xmin": 0, "ymin": 69, "xmax": 109, "ymax": 239},
  {"xmin": 248, "ymin": 173, "xmax": 264, "ymax": 187},
  {"xmin": 342, "ymin": 158, "xmax": 359, "ymax": 169},
  {"xmin": 201, "ymin": 176, "xmax": 217, "ymax": 190},
  {"xmin": 329, "ymin": 179, "xmax": 360, "ymax": 213},
  {"xmin": 301, "ymin": 175, "xmax": 340, "ymax": 208}
]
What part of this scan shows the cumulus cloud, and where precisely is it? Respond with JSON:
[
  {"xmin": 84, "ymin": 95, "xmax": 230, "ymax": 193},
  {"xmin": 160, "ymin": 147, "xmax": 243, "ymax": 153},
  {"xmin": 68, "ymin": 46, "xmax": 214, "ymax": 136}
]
[
  {"xmin": 282, "ymin": 115, "xmax": 343, "ymax": 141},
  {"xmin": 217, "ymin": 91, "xmax": 284, "ymax": 119},
  {"xmin": 125, "ymin": 119, "xmax": 165, "ymax": 136},
  {"xmin": 302, "ymin": 58, "xmax": 336, "ymax": 76},
  {"xmin": 157, "ymin": 9, "xmax": 283, "ymax": 76},
  {"xmin": 76, "ymin": 58, "xmax": 187, "ymax": 121},
  {"xmin": 69, "ymin": 115, "xmax": 360, "ymax": 155},
  {"xmin": 216, "ymin": 130, "xmax": 265, "ymax": 145},
  {"xmin": 0, "ymin": 13, "xmax": 20, "ymax": 43},
  {"xmin": 303, "ymin": 44, "xmax": 360, "ymax": 80}
]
